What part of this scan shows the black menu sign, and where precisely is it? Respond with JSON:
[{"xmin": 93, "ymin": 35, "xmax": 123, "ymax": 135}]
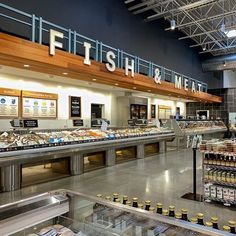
[
  {"xmin": 23, "ymin": 119, "xmax": 38, "ymax": 128},
  {"xmin": 73, "ymin": 119, "xmax": 84, "ymax": 127},
  {"xmin": 70, "ymin": 96, "xmax": 81, "ymax": 118}
]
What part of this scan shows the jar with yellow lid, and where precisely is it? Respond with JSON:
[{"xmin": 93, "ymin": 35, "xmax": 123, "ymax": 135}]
[
  {"xmin": 138, "ymin": 203, "xmax": 143, "ymax": 209},
  {"xmin": 190, "ymin": 218, "xmax": 198, "ymax": 224},
  {"xmin": 113, "ymin": 193, "xmax": 119, "ymax": 202},
  {"xmin": 132, "ymin": 197, "xmax": 138, "ymax": 208},
  {"xmin": 123, "ymin": 195, "xmax": 128, "ymax": 205},
  {"xmin": 115, "ymin": 198, "xmax": 121, "ymax": 203},
  {"xmin": 211, "ymin": 216, "xmax": 219, "ymax": 229},
  {"xmin": 223, "ymin": 225, "xmax": 231, "ymax": 232},
  {"xmin": 181, "ymin": 208, "xmax": 188, "ymax": 221},
  {"xmin": 168, "ymin": 205, "xmax": 175, "ymax": 217},
  {"xmin": 175, "ymin": 213, "xmax": 182, "ymax": 219},
  {"xmin": 96, "ymin": 194, "xmax": 103, "ymax": 198},
  {"xmin": 149, "ymin": 207, "xmax": 155, "ymax": 213},
  {"xmin": 145, "ymin": 200, "xmax": 151, "ymax": 211},
  {"xmin": 156, "ymin": 202, "xmax": 163, "ymax": 214},
  {"xmin": 228, "ymin": 220, "xmax": 236, "ymax": 234},
  {"xmin": 205, "ymin": 222, "xmax": 213, "ymax": 228},
  {"xmin": 197, "ymin": 213, "xmax": 204, "ymax": 225},
  {"xmin": 126, "ymin": 200, "xmax": 131, "ymax": 206},
  {"xmin": 105, "ymin": 196, "xmax": 111, "ymax": 201},
  {"xmin": 162, "ymin": 209, "xmax": 169, "ymax": 216}
]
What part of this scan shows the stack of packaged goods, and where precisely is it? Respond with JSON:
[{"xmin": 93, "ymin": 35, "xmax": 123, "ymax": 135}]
[{"xmin": 200, "ymin": 139, "xmax": 236, "ymax": 206}]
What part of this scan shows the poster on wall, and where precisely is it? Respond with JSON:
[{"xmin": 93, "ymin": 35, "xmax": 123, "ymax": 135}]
[
  {"xmin": 151, "ymin": 104, "xmax": 156, "ymax": 118},
  {"xmin": 0, "ymin": 88, "xmax": 20, "ymax": 118},
  {"xmin": 69, "ymin": 96, "xmax": 81, "ymax": 118},
  {"xmin": 0, "ymin": 95, "xmax": 19, "ymax": 117},
  {"xmin": 22, "ymin": 91, "xmax": 57, "ymax": 119}
]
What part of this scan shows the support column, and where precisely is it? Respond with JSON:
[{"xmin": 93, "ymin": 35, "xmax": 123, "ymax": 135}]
[
  {"xmin": 70, "ymin": 153, "xmax": 83, "ymax": 175},
  {"xmin": 106, "ymin": 149, "xmax": 116, "ymax": 166},
  {"xmin": 0, "ymin": 164, "xmax": 21, "ymax": 192},
  {"xmin": 137, "ymin": 144, "xmax": 145, "ymax": 159},
  {"xmin": 159, "ymin": 141, "xmax": 166, "ymax": 153}
]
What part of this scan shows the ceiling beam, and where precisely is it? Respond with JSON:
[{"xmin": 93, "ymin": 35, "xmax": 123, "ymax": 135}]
[
  {"xmin": 165, "ymin": 10, "xmax": 236, "ymax": 31},
  {"xmin": 199, "ymin": 44, "xmax": 236, "ymax": 54},
  {"xmin": 127, "ymin": 0, "xmax": 156, "ymax": 11},
  {"xmin": 145, "ymin": 0, "xmax": 217, "ymax": 22},
  {"xmin": 124, "ymin": 0, "xmax": 136, "ymax": 4}
]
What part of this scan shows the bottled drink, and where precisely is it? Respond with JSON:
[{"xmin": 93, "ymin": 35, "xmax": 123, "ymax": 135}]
[
  {"xmin": 205, "ymin": 222, "xmax": 213, "ymax": 228},
  {"xmin": 181, "ymin": 208, "xmax": 188, "ymax": 221},
  {"xmin": 113, "ymin": 193, "xmax": 119, "ymax": 202},
  {"xmin": 211, "ymin": 217, "xmax": 219, "ymax": 229},
  {"xmin": 138, "ymin": 203, "xmax": 143, "ymax": 209},
  {"xmin": 223, "ymin": 225, "xmax": 231, "ymax": 232},
  {"xmin": 145, "ymin": 200, "xmax": 151, "ymax": 211},
  {"xmin": 228, "ymin": 220, "xmax": 236, "ymax": 234},
  {"xmin": 197, "ymin": 213, "xmax": 204, "ymax": 225},
  {"xmin": 132, "ymin": 197, "xmax": 138, "ymax": 207},
  {"xmin": 156, "ymin": 203, "xmax": 163, "ymax": 214},
  {"xmin": 168, "ymin": 205, "xmax": 175, "ymax": 217},
  {"xmin": 123, "ymin": 195, "xmax": 128, "ymax": 204}
]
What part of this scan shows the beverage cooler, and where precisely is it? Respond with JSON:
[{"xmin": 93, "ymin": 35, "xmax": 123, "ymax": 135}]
[{"xmin": 0, "ymin": 189, "xmax": 231, "ymax": 236}]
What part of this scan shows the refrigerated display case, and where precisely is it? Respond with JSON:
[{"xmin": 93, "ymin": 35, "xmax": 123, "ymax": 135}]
[{"xmin": 0, "ymin": 189, "xmax": 231, "ymax": 236}]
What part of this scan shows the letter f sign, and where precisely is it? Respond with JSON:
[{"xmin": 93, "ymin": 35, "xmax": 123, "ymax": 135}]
[{"xmin": 50, "ymin": 29, "xmax": 64, "ymax": 55}]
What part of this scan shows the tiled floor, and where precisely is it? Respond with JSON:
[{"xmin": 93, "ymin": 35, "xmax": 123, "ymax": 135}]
[{"xmin": 0, "ymin": 149, "xmax": 235, "ymax": 227}]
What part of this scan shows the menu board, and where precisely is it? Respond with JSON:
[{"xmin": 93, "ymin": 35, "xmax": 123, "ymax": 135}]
[
  {"xmin": 22, "ymin": 98, "xmax": 57, "ymax": 118},
  {"xmin": 151, "ymin": 104, "xmax": 156, "ymax": 118},
  {"xmin": 0, "ymin": 95, "xmax": 19, "ymax": 117},
  {"xmin": 69, "ymin": 96, "xmax": 81, "ymax": 118}
]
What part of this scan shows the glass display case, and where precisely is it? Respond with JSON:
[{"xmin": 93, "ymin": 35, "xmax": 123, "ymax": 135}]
[
  {"xmin": 166, "ymin": 119, "xmax": 227, "ymax": 136},
  {"xmin": 0, "ymin": 190, "xmax": 231, "ymax": 236}
]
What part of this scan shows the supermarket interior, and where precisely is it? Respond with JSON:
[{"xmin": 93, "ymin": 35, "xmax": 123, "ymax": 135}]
[{"xmin": 0, "ymin": 0, "xmax": 236, "ymax": 235}]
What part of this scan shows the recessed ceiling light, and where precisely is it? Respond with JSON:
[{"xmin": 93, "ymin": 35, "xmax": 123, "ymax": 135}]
[
  {"xmin": 147, "ymin": 90, "xmax": 151, "ymax": 92},
  {"xmin": 24, "ymin": 64, "xmax": 30, "ymax": 67},
  {"xmin": 115, "ymin": 83, "xmax": 119, "ymax": 86},
  {"xmin": 92, "ymin": 78, "xmax": 97, "ymax": 81},
  {"xmin": 223, "ymin": 61, "xmax": 226, "ymax": 67},
  {"xmin": 62, "ymin": 72, "xmax": 68, "ymax": 75},
  {"xmin": 133, "ymin": 87, "xmax": 136, "ymax": 89}
]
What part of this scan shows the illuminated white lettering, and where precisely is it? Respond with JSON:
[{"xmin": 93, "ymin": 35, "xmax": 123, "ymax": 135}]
[
  {"xmin": 49, "ymin": 29, "xmax": 63, "ymax": 55},
  {"xmin": 154, "ymin": 68, "xmax": 161, "ymax": 84},
  {"xmin": 125, "ymin": 57, "xmax": 134, "ymax": 78},
  {"xmin": 105, "ymin": 51, "xmax": 116, "ymax": 72},
  {"xmin": 83, "ymin": 42, "xmax": 91, "ymax": 65}
]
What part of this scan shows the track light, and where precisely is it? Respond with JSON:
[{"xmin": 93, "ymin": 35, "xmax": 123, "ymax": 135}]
[
  {"xmin": 170, "ymin": 20, "xmax": 176, "ymax": 30},
  {"xmin": 202, "ymin": 44, "xmax": 206, "ymax": 51}
]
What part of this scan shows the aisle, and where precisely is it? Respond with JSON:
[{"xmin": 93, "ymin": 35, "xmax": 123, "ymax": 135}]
[{"xmin": 0, "ymin": 149, "xmax": 235, "ymax": 226}]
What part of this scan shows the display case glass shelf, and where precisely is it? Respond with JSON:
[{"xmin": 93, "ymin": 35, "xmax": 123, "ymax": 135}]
[{"xmin": 0, "ymin": 190, "xmax": 230, "ymax": 236}]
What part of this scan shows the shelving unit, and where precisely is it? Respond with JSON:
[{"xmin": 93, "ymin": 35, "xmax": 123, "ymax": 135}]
[{"xmin": 201, "ymin": 149, "xmax": 236, "ymax": 206}]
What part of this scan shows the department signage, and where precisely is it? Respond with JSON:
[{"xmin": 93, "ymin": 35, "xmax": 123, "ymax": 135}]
[{"xmin": 49, "ymin": 29, "xmax": 203, "ymax": 93}]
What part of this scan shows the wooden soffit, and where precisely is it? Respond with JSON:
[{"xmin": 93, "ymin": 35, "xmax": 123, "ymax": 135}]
[{"xmin": 0, "ymin": 33, "xmax": 221, "ymax": 103}]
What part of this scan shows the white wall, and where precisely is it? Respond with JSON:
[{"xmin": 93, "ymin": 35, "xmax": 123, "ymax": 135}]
[
  {"xmin": 223, "ymin": 70, "xmax": 236, "ymax": 88},
  {"xmin": 0, "ymin": 73, "xmax": 115, "ymax": 127}
]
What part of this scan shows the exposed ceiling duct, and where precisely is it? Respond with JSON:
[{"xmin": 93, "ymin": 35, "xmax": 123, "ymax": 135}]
[{"xmin": 202, "ymin": 54, "xmax": 236, "ymax": 71}]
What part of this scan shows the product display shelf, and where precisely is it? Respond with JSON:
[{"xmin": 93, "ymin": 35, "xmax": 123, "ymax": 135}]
[
  {"xmin": 0, "ymin": 189, "xmax": 231, "ymax": 236},
  {"xmin": 201, "ymin": 143, "xmax": 236, "ymax": 207}
]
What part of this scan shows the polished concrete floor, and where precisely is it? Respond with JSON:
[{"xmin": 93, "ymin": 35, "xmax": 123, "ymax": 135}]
[{"xmin": 0, "ymin": 149, "xmax": 235, "ymax": 227}]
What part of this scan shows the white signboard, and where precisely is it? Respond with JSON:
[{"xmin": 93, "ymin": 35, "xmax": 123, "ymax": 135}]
[
  {"xmin": 22, "ymin": 97, "xmax": 57, "ymax": 118},
  {"xmin": 0, "ymin": 95, "xmax": 19, "ymax": 117}
]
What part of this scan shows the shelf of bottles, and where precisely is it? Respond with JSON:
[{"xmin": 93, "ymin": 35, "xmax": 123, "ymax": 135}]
[
  {"xmin": 200, "ymin": 140, "xmax": 236, "ymax": 206},
  {"xmin": 96, "ymin": 193, "xmax": 236, "ymax": 234}
]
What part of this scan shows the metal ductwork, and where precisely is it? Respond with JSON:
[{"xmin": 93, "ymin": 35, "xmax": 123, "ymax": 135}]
[{"xmin": 202, "ymin": 54, "xmax": 236, "ymax": 71}]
